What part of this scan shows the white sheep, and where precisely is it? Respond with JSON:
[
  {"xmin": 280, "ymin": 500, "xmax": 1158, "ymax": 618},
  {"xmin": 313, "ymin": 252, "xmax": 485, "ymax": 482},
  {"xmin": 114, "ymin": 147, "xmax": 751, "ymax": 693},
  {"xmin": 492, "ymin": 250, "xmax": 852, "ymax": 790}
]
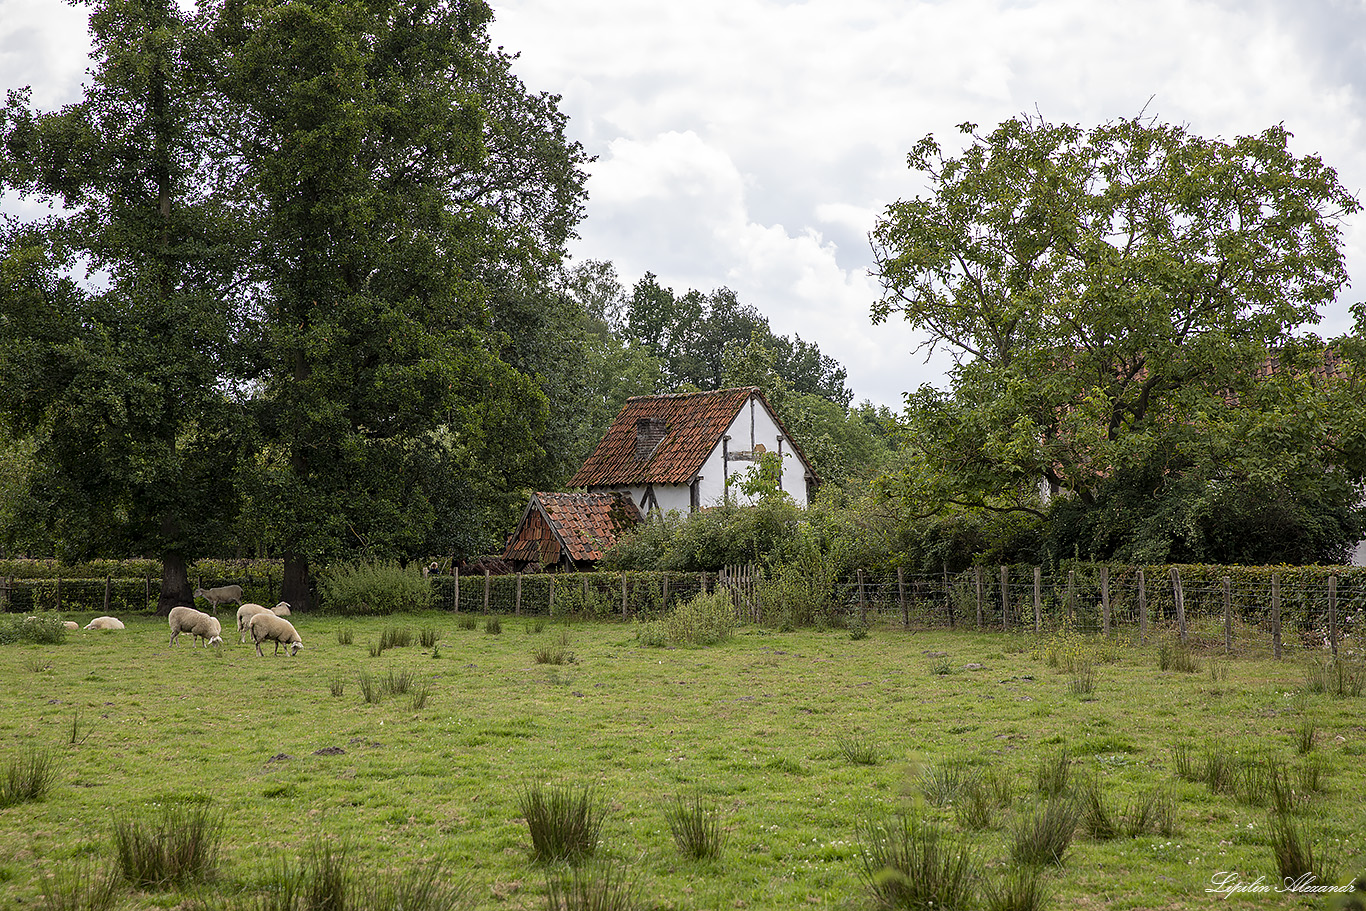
[
  {"xmin": 169, "ymin": 606, "xmax": 223, "ymax": 648},
  {"xmin": 236, "ymin": 603, "xmax": 274, "ymax": 642},
  {"xmin": 84, "ymin": 616, "xmax": 125, "ymax": 630},
  {"xmin": 193, "ymin": 584, "xmax": 243, "ymax": 612},
  {"xmin": 63, "ymin": 621, "xmax": 78, "ymax": 631},
  {"xmin": 270, "ymin": 601, "xmax": 291, "ymax": 617},
  {"xmin": 249, "ymin": 612, "xmax": 303, "ymax": 656}
]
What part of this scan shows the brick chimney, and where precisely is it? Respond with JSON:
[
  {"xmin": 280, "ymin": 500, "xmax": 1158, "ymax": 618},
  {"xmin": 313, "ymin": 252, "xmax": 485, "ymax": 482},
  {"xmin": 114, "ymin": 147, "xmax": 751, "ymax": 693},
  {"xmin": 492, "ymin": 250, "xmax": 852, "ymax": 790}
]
[{"xmin": 635, "ymin": 418, "xmax": 667, "ymax": 461}]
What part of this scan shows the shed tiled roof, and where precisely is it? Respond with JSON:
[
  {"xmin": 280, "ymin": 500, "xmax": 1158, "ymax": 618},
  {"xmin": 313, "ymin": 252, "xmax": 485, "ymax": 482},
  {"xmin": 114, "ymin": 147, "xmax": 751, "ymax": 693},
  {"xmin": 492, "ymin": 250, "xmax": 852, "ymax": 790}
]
[
  {"xmin": 569, "ymin": 387, "xmax": 775, "ymax": 488},
  {"xmin": 503, "ymin": 491, "xmax": 642, "ymax": 566}
]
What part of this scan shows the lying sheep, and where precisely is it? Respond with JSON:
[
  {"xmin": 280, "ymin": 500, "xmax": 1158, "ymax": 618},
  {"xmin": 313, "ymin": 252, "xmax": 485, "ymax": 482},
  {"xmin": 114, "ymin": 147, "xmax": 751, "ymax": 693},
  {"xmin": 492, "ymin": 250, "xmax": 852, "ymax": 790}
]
[
  {"xmin": 236, "ymin": 603, "xmax": 274, "ymax": 643},
  {"xmin": 193, "ymin": 584, "xmax": 243, "ymax": 612},
  {"xmin": 169, "ymin": 606, "xmax": 223, "ymax": 648},
  {"xmin": 271, "ymin": 601, "xmax": 291, "ymax": 617},
  {"xmin": 84, "ymin": 616, "xmax": 125, "ymax": 630},
  {"xmin": 63, "ymin": 621, "xmax": 78, "ymax": 631},
  {"xmin": 249, "ymin": 612, "xmax": 302, "ymax": 657}
]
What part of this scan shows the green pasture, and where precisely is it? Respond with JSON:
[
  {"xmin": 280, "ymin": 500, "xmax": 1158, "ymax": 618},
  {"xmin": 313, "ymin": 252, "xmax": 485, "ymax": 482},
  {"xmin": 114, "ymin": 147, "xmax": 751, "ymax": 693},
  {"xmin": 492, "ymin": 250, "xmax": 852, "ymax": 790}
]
[{"xmin": 0, "ymin": 611, "xmax": 1362, "ymax": 909}]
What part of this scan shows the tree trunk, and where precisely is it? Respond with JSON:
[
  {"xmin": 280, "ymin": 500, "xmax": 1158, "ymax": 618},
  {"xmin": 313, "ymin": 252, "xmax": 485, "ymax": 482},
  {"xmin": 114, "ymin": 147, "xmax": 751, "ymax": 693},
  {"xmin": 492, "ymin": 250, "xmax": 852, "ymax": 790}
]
[
  {"xmin": 157, "ymin": 551, "xmax": 193, "ymax": 616},
  {"xmin": 281, "ymin": 552, "xmax": 311, "ymax": 613}
]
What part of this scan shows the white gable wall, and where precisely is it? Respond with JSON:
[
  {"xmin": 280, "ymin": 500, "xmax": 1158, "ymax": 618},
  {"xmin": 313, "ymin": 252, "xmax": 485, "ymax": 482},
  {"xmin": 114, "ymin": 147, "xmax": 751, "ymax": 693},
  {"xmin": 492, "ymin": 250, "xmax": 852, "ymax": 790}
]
[{"xmin": 592, "ymin": 393, "xmax": 814, "ymax": 515}]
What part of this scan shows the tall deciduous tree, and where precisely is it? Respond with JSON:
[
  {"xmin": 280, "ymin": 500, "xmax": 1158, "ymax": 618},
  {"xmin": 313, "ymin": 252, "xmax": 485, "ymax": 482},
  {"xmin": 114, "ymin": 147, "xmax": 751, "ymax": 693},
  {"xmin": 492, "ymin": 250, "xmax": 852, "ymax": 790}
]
[
  {"xmin": 871, "ymin": 114, "xmax": 1363, "ymax": 562},
  {"xmin": 217, "ymin": 0, "xmax": 588, "ymax": 606},
  {"xmin": 0, "ymin": 0, "xmax": 244, "ymax": 611}
]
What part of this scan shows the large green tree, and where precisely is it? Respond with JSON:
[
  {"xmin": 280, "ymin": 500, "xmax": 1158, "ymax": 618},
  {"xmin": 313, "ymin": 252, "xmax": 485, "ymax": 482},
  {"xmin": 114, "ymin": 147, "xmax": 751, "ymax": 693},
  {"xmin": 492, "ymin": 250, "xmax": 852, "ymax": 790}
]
[
  {"xmin": 217, "ymin": 0, "xmax": 588, "ymax": 606},
  {"xmin": 0, "ymin": 0, "xmax": 245, "ymax": 611},
  {"xmin": 871, "ymin": 115, "xmax": 1364, "ymax": 563}
]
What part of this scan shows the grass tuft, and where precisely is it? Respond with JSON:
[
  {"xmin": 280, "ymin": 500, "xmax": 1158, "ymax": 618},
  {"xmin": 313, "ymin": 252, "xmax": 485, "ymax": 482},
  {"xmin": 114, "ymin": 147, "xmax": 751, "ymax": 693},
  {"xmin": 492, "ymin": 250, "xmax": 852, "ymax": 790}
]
[
  {"xmin": 419, "ymin": 626, "xmax": 439, "ymax": 648},
  {"xmin": 1157, "ymin": 638, "xmax": 1199, "ymax": 673},
  {"xmin": 1034, "ymin": 748, "xmax": 1071, "ymax": 798},
  {"xmin": 1304, "ymin": 656, "xmax": 1366, "ymax": 697},
  {"xmin": 1010, "ymin": 796, "xmax": 1080, "ymax": 867},
  {"xmin": 519, "ymin": 782, "xmax": 605, "ymax": 864},
  {"xmin": 35, "ymin": 860, "xmax": 118, "ymax": 911},
  {"xmin": 983, "ymin": 864, "xmax": 1051, "ymax": 911},
  {"xmin": 485, "ymin": 616, "xmax": 503, "ymax": 635},
  {"xmin": 545, "ymin": 860, "xmax": 641, "ymax": 911},
  {"xmin": 0, "ymin": 749, "xmax": 56, "ymax": 808},
  {"xmin": 1267, "ymin": 810, "xmax": 1336, "ymax": 886},
  {"xmin": 111, "ymin": 801, "xmax": 223, "ymax": 889},
  {"xmin": 920, "ymin": 762, "xmax": 969, "ymax": 807},
  {"xmin": 456, "ymin": 614, "xmax": 478, "ymax": 630},
  {"xmin": 665, "ymin": 792, "xmax": 727, "ymax": 860},
  {"xmin": 856, "ymin": 812, "xmax": 977, "ymax": 911},
  {"xmin": 336, "ymin": 627, "xmax": 353, "ymax": 646},
  {"xmin": 835, "ymin": 730, "xmax": 879, "ymax": 766}
]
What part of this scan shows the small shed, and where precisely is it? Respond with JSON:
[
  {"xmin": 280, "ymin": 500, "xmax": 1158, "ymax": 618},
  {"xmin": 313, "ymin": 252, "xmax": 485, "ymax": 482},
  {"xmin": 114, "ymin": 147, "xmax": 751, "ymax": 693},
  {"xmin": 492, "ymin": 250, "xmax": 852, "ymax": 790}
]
[{"xmin": 502, "ymin": 491, "xmax": 643, "ymax": 571}]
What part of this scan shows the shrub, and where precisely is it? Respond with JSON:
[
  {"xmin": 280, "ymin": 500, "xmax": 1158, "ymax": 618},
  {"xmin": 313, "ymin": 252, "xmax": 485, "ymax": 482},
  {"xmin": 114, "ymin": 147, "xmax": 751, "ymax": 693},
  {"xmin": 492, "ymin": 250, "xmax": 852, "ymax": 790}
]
[
  {"xmin": 0, "ymin": 615, "xmax": 66, "ymax": 645},
  {"xmin": 111, "ymin": 801, "xmax": 223, "ymax": 889},
  {"xmin": 456, "ymin": 614, "xmax": 478, "ymax": 630},
  {"xmin": 856, "ymin": 812, "xmax": 977, "ymax": 911},
  {"xmin": 662, "ymin": 590, "xmax": 737, "ymax": 646},
  {"xmin": 0, "ymin": 749, "xmax": 55, "ymax": 807},
  {"xmin": 485, "ymin": 617, "xmax": 502, "ymax": 635},
  {"xmin": 519, "ymin": 782, "xmax": 605, "ymax": 864},
  {"xmin": 317, "ymin": 560, "xmax": 432, "ymax": 615},
  {"xmin": 665, "ymin": 792, "xmax": 727, "ymax": 860}
]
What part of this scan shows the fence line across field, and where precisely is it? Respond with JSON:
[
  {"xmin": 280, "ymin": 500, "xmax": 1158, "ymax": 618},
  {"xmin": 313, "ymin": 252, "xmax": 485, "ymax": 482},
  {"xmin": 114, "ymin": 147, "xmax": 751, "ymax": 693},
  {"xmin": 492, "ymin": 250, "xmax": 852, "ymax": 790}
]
[{"xmin": 5, "ymin": 564, "xmax": 1363, "ymax": 659}]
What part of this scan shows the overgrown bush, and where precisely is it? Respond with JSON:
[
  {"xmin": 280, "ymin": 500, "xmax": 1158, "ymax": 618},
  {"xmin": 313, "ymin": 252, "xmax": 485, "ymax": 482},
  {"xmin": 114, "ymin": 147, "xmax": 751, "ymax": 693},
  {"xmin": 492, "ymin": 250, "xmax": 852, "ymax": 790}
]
[
  {"xmin": 639, "ymin": 591, "xmax": 738, "ymax": 647},
  {"xmin": 0, "ymin": 615, "xmax": 66, "ymax": 645},
  {"xmin": 317, "ymin": 561, "xmax": 432, "ymax": 615}
]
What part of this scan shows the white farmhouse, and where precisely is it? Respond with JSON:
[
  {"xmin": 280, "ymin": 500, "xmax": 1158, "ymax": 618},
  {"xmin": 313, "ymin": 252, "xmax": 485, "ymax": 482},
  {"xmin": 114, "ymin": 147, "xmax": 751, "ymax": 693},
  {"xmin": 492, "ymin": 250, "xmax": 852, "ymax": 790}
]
[{"xmin": 569, "ymin": 387, "xmax": 820, "ymax": 514}]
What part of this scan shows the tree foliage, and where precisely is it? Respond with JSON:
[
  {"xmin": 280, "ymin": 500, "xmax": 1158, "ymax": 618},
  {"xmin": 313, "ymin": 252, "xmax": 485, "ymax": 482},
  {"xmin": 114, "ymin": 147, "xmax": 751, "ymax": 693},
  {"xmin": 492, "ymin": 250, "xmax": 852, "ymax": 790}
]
[{"xmin": 871, "ymin": 114, "xmax": 1364, "ymax": 563}]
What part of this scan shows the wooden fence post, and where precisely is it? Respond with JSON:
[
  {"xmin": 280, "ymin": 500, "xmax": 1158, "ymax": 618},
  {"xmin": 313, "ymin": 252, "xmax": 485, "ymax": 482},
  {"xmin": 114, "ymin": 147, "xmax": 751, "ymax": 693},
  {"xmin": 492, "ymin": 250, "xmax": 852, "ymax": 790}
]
[
  {"xmin": 621, "ymin": 573, "xmax": 628, "ymax": 620},
  {"xmin": 56, "ymin": 575, "xmax": 62, "ymax": 612},
  {"xmin": 700, "ymin": 572, "xmax": 707, "ymax": 595},
  {"xmin": 858, "ymin": 569, "xmax": 867, "ymax": 623},
  {"xmin": 1066, "ymin": 571, "xmax": 1075, "ymax": 626},
  {"xmin": 1328, "ymin": 575, "xmax": 1338, "ymax": 657},
  {"xmin": 1100, "ymin": 565, "xmax": 1110, "ymax": 637},
  {"xmin": 104, "ymin": 575, "xmax": 112, "ymax": 615},
  {"xmin": 548, "ymin": 576, "xmax": 554, "ymax": 617},
  {"xmin": 974, "ymin": 566, "xmax": 983, "ymax": 630},
  {"xmin": 944, "ymin": 563, "xmax": 954, "ymax": 628},
  {"xmin": 453, "ymin": 567, "xmax": 460, "ymax": 613},
  {"xmin": 515, "ymin": 573, "xmax": 522, "ymax": 615},
  {"xmin": 1033, "ymin": 566, "xmax": 1042, "ymax": 633},
  {"xmin": 662, "ymin": 573, "xmax": 670, "ymax": 612},
  {"xmin": 898, "ymin": 567, "xmax": 907, "ymax": 629},
  {"xmin": 1222, "ymin": 577, "xmax": 1232, "ymax": 655},
  {"xmin": 483, "ymin": 570, "xmax": 490, "ymax": 615},
  {"xmin": 1000, "ymin": 565, "xmax": 1010, "ymax": 631},
  {"xmin": 1272, "ymin": 573, "xmax": 1282, "ymax": 659},
  {"xmin": 1138, "ymin": 569, "xmax": 1148, "ymax": 644},
  {"xmin": 1170, "ymin": 567, "xmax": 1187, "ymax": 645}
]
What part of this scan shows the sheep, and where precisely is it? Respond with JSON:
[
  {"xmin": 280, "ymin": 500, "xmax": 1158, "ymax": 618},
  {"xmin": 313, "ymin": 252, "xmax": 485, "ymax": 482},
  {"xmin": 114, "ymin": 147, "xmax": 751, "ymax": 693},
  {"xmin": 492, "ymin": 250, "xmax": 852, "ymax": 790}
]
[
  {"xmin": 84, "ymin": 616, "xmax": 125, "ymax": 630},
  {"xmin": 63, "ymin": 621, "xmax": 78, "ymax": 631},
  {"xmin": 193, "ymin": 584, "xmax": 243, "ymax": 612},
  {"xmin": 271, "ymin": 601, "xmax": 291, "ymax": 617},
  {"xmin": 169, "ymin": 606, "xmax": 223, "ymax": 648},
  {"xmin": 236, "ymin": 603, "xmax": 274, "ymax": 642},
  {"xmin": 249, "ymin": 612, "xmax": 303, "ymax": 657}
]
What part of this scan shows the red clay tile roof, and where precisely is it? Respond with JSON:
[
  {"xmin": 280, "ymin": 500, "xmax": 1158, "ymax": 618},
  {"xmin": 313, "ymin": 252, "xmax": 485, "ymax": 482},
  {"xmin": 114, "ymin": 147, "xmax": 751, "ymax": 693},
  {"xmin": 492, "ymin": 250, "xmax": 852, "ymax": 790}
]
[
  {"xmin": 503, "ymin": 492, "xmax": 642, "ymax": 565},
  {"xmin": 569, "ymin": 387, "xmax": 807, "ymax": 488}
]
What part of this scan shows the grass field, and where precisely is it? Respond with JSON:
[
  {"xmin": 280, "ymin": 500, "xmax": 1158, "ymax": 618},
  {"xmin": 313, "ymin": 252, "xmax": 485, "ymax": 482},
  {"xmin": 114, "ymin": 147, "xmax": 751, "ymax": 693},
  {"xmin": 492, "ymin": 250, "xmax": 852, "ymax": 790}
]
[{"xmin": 0, "ymin": 610, "xmax": 1362, "ymax": 910}]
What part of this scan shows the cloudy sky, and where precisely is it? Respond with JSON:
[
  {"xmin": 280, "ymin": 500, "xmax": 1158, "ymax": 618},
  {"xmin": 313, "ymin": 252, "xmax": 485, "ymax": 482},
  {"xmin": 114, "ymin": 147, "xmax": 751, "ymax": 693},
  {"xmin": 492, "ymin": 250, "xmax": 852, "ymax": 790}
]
[{"xmin": 3, "ymin": 0, "xmax": 1364, "ymax": 407}]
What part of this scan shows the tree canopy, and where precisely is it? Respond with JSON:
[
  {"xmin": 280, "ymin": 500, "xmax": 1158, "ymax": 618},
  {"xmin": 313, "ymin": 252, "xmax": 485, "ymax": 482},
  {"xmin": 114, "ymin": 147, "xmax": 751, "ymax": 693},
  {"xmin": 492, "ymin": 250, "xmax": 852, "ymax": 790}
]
[{"xmin": 871, "ymin": 114, "xmax": 1365, "ymax": 563}]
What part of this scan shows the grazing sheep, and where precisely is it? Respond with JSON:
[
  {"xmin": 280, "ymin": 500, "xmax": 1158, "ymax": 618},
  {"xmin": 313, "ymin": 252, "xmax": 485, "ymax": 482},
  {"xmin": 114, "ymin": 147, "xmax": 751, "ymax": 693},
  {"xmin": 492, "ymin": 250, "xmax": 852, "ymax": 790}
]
[
  {"xmin": 236, "ymin": 603, "xmax": 274, "ymax": 642},
  {"xmin": 169, "ymin": 606, "xmax": 223, "ymax": 648},
  {"xmin": 270, "ymin": 601, "xmax": 291, "ymax": 617},
  {"xmin": 193, "ymin": 584, "xmax": 243, "ymax": 612},
  {"xmin": 84, "ymin": 616, "xmax": 125, "ymax": 630},
  {"xmin": 249, "ymin": 612, "xmax": 303, "ymax": 657}
]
